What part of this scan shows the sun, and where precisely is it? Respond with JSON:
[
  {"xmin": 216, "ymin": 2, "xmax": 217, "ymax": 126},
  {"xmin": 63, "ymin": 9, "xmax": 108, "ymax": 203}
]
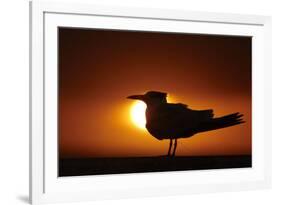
[{"xmin": 130, "ymin": 101, "xmax": 147, "ymax": 130}]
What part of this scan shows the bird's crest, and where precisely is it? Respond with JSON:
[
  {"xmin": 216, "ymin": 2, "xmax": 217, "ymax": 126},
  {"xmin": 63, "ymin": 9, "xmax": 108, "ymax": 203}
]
[{"xmin": 145, "ymin": 91, "xmax": 167, "ymax": 99}]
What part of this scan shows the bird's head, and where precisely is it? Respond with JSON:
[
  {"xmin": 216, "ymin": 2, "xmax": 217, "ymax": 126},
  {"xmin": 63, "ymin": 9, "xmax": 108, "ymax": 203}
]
[{"xmin": 127, "ymin": 91, "xmax": 167, "ymax": 106}]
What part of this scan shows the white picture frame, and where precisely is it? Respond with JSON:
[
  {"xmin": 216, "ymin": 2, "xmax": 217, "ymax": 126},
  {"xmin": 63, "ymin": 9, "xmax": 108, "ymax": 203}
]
[{"xmin": 30, "ymin": 0, "xmax": 272, "ymax": 204}]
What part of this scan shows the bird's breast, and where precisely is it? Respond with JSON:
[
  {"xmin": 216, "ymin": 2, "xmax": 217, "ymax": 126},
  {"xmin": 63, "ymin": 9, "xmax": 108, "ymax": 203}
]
[
  {"xmin": 145, "ymin": 107, "xmax": 167, "ymax": 139},
  {"xmin": 145, "ymin": 106, "xmax": 195, "ymax": 139}
]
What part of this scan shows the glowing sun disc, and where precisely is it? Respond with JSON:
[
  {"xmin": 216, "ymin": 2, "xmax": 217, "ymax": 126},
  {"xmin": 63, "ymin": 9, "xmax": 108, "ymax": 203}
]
[{"xmin": 130, "ymin": 101, "xmax": 147, "ymax": 129}]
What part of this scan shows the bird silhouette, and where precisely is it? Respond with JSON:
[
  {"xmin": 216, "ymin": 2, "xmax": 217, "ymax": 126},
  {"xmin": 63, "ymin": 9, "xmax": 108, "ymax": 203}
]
[{"xmin": 127, "ymin": 91, "xmax": 245, "ymax": 157}]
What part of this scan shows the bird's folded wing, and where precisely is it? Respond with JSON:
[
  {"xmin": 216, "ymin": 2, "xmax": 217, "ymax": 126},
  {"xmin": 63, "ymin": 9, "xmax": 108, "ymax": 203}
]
[{"xmin": 155, "ymin": 103, "xmax": 209, "ymax": 129}]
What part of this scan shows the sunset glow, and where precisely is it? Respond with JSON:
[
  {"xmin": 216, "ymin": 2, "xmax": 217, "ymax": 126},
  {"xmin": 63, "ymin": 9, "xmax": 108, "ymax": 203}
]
[
  {"xmin": 59, "ymin": 28, "xmax": 252, "ymax": 158},
  {"xmin": 130, "ymin": 101, "xmax": 147, "ymax": 130}
]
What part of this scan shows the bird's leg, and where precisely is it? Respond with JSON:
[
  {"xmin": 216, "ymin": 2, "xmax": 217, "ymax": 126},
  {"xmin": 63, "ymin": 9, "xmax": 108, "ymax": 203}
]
[
  {"xmin": 172, "ymin": 139, "xmax": 177, "ymax": 157},
  {"xmin": 167, "ymin": 139, "xmax": 172, "ymax": 157}
]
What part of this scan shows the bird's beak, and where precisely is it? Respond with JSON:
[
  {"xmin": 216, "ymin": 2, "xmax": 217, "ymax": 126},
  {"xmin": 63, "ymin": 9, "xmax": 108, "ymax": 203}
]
[{"xmin": 127, "ymin": 95, "xmax": 145, "ymax": 100}]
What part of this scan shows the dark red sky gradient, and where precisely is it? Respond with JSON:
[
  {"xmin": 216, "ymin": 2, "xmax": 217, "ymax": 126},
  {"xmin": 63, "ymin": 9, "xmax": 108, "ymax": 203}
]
[{"xmin": 59, "ymin": 27, "xmax": 251, "ymax": 158}]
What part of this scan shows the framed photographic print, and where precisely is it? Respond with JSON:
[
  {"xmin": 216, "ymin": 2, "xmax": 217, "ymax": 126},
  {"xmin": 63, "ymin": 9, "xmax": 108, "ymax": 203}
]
[{"xmin": 30, "ymin": 1, "xmax": 271, "ymax": 204}]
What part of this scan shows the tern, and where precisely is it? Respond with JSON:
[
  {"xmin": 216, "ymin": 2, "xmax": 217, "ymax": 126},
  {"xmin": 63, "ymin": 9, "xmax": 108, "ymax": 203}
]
[{"xmin": 127, "ymin": 91, "xmax": 244, "ymax": 157}]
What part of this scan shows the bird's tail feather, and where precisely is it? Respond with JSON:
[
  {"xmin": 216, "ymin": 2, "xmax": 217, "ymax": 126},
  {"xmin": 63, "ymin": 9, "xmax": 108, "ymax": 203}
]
[{"xmin": 196, "ymin": 112, "xmax": 245, "ymax": 133}]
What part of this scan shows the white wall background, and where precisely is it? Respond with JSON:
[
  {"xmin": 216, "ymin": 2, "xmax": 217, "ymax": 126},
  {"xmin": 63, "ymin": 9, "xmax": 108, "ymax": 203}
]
[{"xmin": 0, "ymin": 0, "xmax": 279, "ymax": 204}]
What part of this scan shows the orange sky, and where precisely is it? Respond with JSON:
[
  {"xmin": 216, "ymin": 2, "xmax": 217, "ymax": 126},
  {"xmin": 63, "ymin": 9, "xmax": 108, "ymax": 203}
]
[{"xmin": 58, "ymin": 28, "xmax": 251, "ymax": 158}]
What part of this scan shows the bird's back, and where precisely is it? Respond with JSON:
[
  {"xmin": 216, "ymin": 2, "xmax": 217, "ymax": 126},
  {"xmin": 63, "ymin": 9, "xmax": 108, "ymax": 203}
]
[{"xmin": 145, "ymin": 103, "xmax": 213, "ymax": 140}]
